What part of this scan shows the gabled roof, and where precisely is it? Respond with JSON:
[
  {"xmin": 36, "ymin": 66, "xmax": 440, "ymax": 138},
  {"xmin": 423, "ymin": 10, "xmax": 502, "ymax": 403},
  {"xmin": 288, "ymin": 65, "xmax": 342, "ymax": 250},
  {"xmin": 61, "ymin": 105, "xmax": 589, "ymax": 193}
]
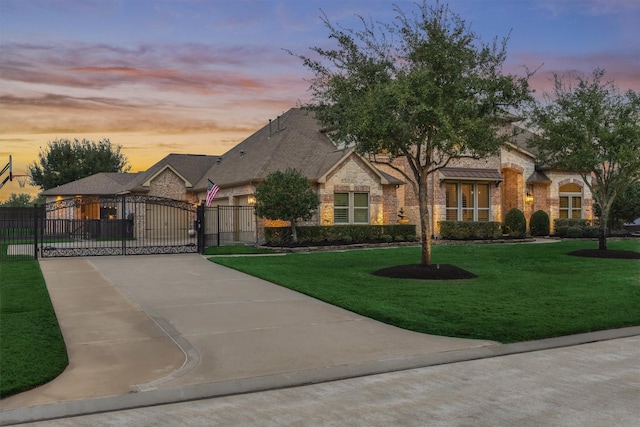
[
  {"xmin": 317, "ymin": 147, "xmax": 403, "ymax": 185},
  {"xmin": 41, "ymin": 172, "xmax": 143, "ymax": 196},
  {"xmin": 42, "ymin": 109, "xmax": 404, "ymax": 197},
  {"xmin": 507, "ymin": 124, "xmax": 539, "ymax": 158},
  {"xmin": 42, "ymin": 153, "xmax": 219, "ymax": 196},
  {"xmin": 194, "ymin": 108, "xmax": 403, "ymax": 190},
  {"xmin": 134, "ymin": 153, "xmax": 218, "ymax": 191}
]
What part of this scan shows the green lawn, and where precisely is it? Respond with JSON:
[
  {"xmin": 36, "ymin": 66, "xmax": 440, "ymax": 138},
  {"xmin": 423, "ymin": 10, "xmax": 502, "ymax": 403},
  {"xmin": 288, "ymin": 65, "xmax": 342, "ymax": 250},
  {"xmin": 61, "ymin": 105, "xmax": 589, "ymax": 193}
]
[
  {"xmin": 211, "ymin": 240, "xmax": 640, "ymax": 343},
  {"xmin": 0, "ymin": 261, "xmax": 68, "ymax": 398}
]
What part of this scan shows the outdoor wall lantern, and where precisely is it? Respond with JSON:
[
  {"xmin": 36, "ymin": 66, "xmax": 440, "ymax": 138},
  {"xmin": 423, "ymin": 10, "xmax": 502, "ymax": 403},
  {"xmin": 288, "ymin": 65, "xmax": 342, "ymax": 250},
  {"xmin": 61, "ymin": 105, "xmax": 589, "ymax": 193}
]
[
  {"xmin": 525, "ymin": 185, "xmax": 534, "ymax": 203},
  {"xmin": 248, "ymin": 195, "xmax": 256, "ymax": 205}
]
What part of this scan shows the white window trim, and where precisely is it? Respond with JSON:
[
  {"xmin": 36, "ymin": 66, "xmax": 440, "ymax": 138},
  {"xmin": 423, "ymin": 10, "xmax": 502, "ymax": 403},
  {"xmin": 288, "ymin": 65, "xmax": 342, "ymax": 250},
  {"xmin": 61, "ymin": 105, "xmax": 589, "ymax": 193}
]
[
  {"xmin": 559, "ymin": 192, "xmax": 583, "ymax": 219},
  {"xmin": 334, "ymin": 192, "xmax": 370, "ymax": 224},
  {"xmin": 445, "ymin": 182, "xmax": 491, "ymax": 222}
]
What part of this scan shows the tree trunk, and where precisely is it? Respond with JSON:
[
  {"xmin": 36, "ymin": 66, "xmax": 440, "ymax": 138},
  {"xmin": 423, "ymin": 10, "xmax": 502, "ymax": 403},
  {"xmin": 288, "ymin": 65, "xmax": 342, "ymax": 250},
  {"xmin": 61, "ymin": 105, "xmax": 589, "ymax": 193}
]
[
  {"xmin": 596, "ymin": 197, "xmax": 614, "ymax": 251},
  {"xmin": 418, "ymin": 178, "xmax": 431, "ymax": 266},
  {"xmin": 290, "ymin": 220, "xmax": 298, "ymax": 243},
  {"xmin": 598, "ymin": 208, "xmax": 609, "ymax": 251}
]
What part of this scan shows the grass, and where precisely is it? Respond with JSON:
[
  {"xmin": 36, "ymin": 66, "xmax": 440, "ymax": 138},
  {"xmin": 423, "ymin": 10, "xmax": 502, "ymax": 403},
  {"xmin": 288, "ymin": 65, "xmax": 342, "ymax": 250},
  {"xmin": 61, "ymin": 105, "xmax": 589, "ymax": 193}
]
[
  {"xmin": 0, "ymin": 260, "xmax": 68, "ymax": 398},
  {"xmin": 211, "ymin": 240, "xmax": 640, "ymax": 343}
]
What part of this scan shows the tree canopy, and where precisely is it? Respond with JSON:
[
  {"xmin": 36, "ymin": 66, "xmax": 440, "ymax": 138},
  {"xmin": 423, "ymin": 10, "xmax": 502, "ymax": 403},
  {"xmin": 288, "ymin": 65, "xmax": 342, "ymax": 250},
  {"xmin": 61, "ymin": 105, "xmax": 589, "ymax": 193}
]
[
  {"xmin": 29, "ymin": 138, "xmax": 130, "ymax": 191},
  {"xmin": 526, "ymin": 69, "xmax": 640, "ymax": 250},
  {"xmin": 293, "ymin": 1, "xmax": 532, "ymax": 265},
  {"xmin": 254, "ymin": 168, "xmax": 320, "ymax": 243},
  {"xmin": 0, "ymin": 193, "xmax": 35, "ymax": 207}
]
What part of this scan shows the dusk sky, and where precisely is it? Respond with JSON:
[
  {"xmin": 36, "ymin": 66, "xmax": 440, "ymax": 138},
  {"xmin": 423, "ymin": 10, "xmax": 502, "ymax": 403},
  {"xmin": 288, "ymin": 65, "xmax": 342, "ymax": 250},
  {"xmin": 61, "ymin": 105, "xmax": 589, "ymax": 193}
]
[{"xmin": 1, "ymin": 0, "xmax": 639, "ymax": 200}]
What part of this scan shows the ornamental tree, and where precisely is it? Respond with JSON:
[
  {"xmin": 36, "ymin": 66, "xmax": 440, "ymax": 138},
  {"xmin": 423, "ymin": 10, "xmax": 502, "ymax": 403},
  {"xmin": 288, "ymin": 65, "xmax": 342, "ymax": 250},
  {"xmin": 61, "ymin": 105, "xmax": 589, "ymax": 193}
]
[
  {"xmin": 29, "ymin": 138, "xmax": 130, "ymax": 190},
  {"xmin": 527, "ymin": 69, "xmax": 640, "ymax": 250},
  {"xmin": 292, "ymin": 1, "xmax": 532, "ymax": 265},
  {"xmin": 254, "ymin": 168, "xmax": 320, "ymax": 243}
]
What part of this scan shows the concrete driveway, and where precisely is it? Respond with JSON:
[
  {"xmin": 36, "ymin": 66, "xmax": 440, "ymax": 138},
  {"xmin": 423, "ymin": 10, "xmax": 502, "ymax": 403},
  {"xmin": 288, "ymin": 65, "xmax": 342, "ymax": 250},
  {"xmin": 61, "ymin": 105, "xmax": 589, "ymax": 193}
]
[{"xmin": 2, "ymin": 253, "xmax": 499, "ymax": 423}]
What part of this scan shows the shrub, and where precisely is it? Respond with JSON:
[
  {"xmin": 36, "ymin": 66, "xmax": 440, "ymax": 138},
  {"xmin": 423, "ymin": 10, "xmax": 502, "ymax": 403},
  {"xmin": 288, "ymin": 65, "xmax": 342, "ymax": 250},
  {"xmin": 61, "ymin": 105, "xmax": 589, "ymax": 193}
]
[
  {"xmin": 263, "ymin": 224, "xmax": 417, "ymax": 245},
  {"xmin": 439, "ymin": 221, "xmax": 502, "ymax": 240},
  {"xmin": 583, "ymin": 226, "xmax": 600, "ymax": 238},
  {"xmin": 555, "ymin": 225, "xmax": 569, "ymax": 237},
  {"xmin": 567, "ymin": 226, "xmax": 584, "ymax": 238},
  {"xmin": 554, "ymin": 218, "xmax": 589, "ymax": 229},
  {"xmin": 394, "ymin": 235, "xmax": 405, "ymax": 241},
  {"xmin": 504, "ymin": 208, "xmax": 527, "ymax": 238},
  {"xmin": 380, "ymin": 234, "xmax": 393, "ymax": 243},
  {"xmin": 529, "ymin": 210, "xmax": 550, "ymax": 236}
]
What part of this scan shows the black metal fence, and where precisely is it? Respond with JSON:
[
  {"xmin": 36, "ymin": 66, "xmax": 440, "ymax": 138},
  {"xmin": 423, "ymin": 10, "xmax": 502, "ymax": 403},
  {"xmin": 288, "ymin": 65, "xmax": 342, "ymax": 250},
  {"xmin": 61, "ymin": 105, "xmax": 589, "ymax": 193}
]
[
  {"xmin": 1, "ymin": 197, "xmax": 257, "ymax": 260},
  {"xmin": 39, "ymin": 195, "xmax": 199, "ymax": 257},
  {"xmin": 0, "ymin": 206, "xmax": 41, "ymax": 260},
  {"xmin": 201, "ymin": 205, "xmax": 257, "ymax": 247}
]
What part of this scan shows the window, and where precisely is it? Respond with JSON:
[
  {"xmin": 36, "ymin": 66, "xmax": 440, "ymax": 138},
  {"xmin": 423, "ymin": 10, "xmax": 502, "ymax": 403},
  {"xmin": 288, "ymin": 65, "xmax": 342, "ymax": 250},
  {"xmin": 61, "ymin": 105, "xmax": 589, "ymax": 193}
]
[
  {"xmin": 445, "ymin": 182, "xmax": 491, "ymax": 221},
  {"xmin": 334, "ymin": 192, "xmax": 369, "ymax": 224},
  {"xmin": 334, "ymin": 193, "xmax": 349, "ymax": 224},
  {"xmin": 559, "ymin": 183, "xmax": 582, "ymax": 219},
  {"xmin": 353, "ymin": 193, "xmax": 369, "ymax": 223}
]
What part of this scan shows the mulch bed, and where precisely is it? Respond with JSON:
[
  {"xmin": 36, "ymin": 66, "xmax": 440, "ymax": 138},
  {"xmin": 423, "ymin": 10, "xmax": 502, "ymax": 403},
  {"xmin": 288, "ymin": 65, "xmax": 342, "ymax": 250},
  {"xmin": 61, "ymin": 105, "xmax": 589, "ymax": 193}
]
[
  {"xmin": 372, "ymin": 263, "xmax": 477, "ymax": 280},
  {"xmin": 568, "ymin": 249, "xmax": 640, "ymax": 260}
]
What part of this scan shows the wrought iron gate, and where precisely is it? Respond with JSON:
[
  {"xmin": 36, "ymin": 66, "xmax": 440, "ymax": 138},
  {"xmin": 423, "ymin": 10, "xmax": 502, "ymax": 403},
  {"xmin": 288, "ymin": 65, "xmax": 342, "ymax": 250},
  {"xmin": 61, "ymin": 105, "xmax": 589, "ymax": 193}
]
[
  {"xmin": 1, "ymin": 197, "xmax": 257, "ymax": 259},
  {"xmin": 40, "ymin": 195, "xmax": 199, "ymax": 257}
]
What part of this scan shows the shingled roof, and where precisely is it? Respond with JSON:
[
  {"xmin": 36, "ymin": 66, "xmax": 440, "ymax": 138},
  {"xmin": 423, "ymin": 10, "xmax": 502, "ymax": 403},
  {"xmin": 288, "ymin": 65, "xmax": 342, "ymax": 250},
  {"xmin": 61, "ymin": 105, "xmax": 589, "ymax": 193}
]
[
  {"xmin": 194, "ymin": 108, "xmax": 403, "ymax": 190},
  {"xmin": 41, "ymin": 172, "xmax": 142, "ymax": 196},
  {"xmin": 43, "ymin": 108, "xmax": 404, "ymax": 197},
  {"xmin": 42, "ymin": 153, "xmax": 218, "ymax": 196},
  {"xmin": 508, "ymin": 124, "xmax": 539, "ymax": 157}
]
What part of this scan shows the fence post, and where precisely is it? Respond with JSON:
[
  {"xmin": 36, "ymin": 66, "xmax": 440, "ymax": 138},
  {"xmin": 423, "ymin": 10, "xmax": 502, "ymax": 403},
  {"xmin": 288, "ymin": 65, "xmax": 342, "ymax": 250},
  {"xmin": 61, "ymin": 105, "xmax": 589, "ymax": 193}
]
[
  {"xmin": 217, "ymin": 206, "xmax": 221, "ymax": 247},
  {"xmin": 197, "ymin": 203, "xmax": 205, "ymax": 254},
  {"xmin": 121, "ymin": 194, "xmax": 127, "ymax": 255},
  {"xmin": 33, "ymin": 204, "xmax": 39, "ymax": 259}
]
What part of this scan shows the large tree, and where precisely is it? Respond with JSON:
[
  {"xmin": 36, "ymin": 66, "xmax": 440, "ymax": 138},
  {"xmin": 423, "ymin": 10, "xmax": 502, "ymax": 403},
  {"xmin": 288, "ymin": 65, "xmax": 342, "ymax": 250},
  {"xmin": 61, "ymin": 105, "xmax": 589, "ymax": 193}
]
[
  {"xmin": 293, "ymin": 1, "xmax": 531, "ymax": 265},
  {"xmin": 29, "ymin": 138, "xmax": 130, "ymax": 190},
  {"xmin": 527, "ymin": 69, "xmax": 640, "ymax": 250},
  {"xmin": 0, "ymin": 193, "xmax": 33, "ymax": 207},
  {"xmin": 254, "ymin": 168, "xmax": 320, "ymax": 243}
]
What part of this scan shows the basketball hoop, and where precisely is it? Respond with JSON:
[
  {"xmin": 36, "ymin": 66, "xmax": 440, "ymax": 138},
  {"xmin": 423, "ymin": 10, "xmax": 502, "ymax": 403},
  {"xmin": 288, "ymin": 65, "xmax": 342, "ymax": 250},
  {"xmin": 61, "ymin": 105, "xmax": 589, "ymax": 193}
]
[{"xmin": 13, "ymin": 175, "xmax": 29, "ymax": 188}]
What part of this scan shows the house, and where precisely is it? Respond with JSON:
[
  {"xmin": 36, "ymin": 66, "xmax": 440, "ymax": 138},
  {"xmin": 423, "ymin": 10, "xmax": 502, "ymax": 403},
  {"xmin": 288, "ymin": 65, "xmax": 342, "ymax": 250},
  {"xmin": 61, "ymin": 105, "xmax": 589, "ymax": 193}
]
[
  {"xmin": 42, "ymin": 107, "xmax": 592, "ymax": 242},
  {"xmin": 373, "ymin": 121, "xmax": 593, "ymax": 237}
]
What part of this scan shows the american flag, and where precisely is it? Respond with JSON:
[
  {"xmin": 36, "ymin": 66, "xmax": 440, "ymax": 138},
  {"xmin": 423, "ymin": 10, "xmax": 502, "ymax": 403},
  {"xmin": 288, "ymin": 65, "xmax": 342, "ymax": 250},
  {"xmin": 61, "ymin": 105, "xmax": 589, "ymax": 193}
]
[{"xmin": 205, "ymin": 180, "xmax": 220, "ymax": 207}]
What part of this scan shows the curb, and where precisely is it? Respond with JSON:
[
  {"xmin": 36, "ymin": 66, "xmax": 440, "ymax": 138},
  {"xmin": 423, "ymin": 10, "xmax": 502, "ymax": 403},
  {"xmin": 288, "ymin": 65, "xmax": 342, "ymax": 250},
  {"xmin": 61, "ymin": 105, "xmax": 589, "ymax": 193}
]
[{"xmin": 3, "ymin": 325, "xmax": 639, "ymax": 426}]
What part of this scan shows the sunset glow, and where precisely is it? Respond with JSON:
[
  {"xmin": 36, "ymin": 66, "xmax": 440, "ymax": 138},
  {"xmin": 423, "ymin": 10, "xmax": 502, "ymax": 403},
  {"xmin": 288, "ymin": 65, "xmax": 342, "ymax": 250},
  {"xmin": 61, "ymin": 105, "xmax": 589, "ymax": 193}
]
[{"xmin": 1, "ymin": 0, "xmax": 639, "ymax": 200}]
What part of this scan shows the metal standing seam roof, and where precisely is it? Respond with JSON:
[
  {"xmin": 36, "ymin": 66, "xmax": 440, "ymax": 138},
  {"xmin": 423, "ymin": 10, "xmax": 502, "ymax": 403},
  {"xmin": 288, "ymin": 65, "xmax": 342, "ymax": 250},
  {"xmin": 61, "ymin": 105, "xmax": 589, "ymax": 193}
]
[
  {"xmin": 526, "ymin": 170, "xmax": 552, "ymax": 184},
  {"xmin": 439, "ymin": 167, "xmax": 504, "ymax": 181}
]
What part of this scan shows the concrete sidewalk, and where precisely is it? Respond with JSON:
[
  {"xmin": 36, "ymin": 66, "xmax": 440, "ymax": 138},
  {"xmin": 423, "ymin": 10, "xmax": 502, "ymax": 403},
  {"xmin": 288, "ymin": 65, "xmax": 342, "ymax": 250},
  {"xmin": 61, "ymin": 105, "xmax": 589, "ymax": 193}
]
[{"xmin": 2, "ymin": 254, "xmax": 500, "ymax": 424}]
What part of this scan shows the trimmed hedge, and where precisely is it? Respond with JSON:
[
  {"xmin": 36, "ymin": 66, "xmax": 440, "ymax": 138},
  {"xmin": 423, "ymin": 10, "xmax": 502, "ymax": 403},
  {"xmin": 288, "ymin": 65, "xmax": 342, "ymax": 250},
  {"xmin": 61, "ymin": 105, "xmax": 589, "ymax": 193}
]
[
  {"xmin": 554, "ymin": 218, "xmax": 591, "ymax": 229},
  {"xmin": 567, "ymin": 226, "xmax": 584, "ymax": 238},
  {"xmin": 529, "ymin": 210, "xmax": 550, "ymax": 236},
  {"xmin": 264, "ymin": 224, "xmax": 416, "ymax": 246},
  {"xmin": 553, "ymin": 218, "xmax": 600, "ymax": 238},
  {"xmin": 438, "ymin": 221, "xmax": 502, "ymax": 240}
]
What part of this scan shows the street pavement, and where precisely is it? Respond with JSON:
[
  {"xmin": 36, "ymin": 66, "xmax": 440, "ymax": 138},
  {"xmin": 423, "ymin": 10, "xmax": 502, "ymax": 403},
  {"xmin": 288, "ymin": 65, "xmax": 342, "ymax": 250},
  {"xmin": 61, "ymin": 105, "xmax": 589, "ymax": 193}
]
[{"xmin": 13, "ymin": 335, "xmax": 640, "ymax": 426}]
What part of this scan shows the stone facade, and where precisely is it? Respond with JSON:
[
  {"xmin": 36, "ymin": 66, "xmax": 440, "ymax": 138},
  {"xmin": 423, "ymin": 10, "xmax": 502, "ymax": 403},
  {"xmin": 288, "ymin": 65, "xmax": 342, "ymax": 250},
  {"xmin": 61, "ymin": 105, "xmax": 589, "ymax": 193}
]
[{"xmin": 370, "ymin": 143, "xmax": 594, "ymax": 238}]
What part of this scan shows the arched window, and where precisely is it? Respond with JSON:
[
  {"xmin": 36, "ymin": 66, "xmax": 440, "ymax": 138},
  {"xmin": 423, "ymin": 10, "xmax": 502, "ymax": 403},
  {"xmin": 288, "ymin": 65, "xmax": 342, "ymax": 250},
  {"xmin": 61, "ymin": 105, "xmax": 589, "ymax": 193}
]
[{"xmin": 559, "ymin": 183, "xmax": 582, "ymax": 219}]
